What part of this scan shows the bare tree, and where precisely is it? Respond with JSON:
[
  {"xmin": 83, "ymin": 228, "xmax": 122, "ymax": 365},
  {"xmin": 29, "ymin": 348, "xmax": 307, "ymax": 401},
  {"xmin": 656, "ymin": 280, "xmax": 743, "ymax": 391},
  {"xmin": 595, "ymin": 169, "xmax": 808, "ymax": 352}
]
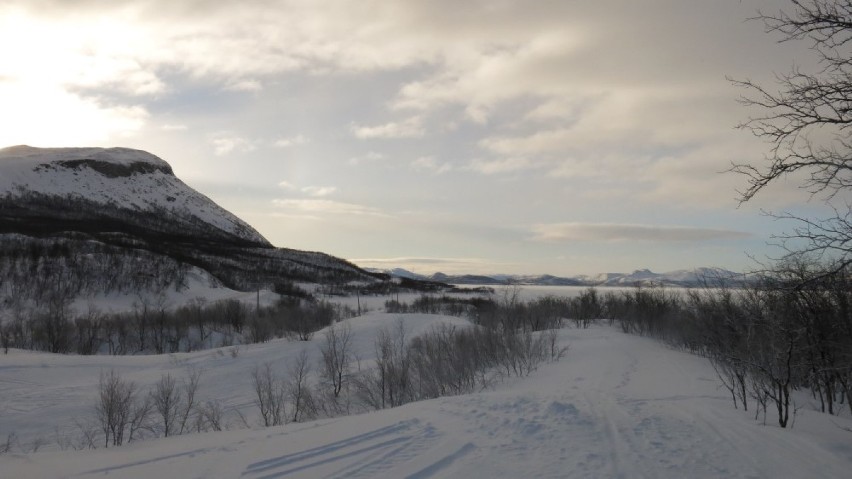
[
  {"xmin": 288, "ymin": 350, "xmax": 317, "ymax": 423},
  {"xmin": 1, "ymin": 432, "xmax": 17, "ymax": 454},
  {"xmin": 731, "ymin": 0, "xmax": 852, "ymax": 271},
  {"xmin": 73, "ymin": 420, "xmax": 99, "ymax": 450},
  {"xmin": 177, "ymin": 367, "xmax": 202, "ymax": 435},
  {"xmin": 252, "ymin": 362, "xmax": 286, "ymax": 427},
  {"xmin": 223, "ymin": 298, "xmax": 246, "ymax": 334},
  {"xmin": 127, "ymin": 394, "xmax": 153, "ymax": 442},
  {"xmin": 319, "ymin": 322, "xmax": 353, "ymax": 401},
  {"xmin": 151, "ymin": 373, "xmax": 181, "ymax": 437},
  {"xmin": 374, "ymin": 321, "xmax": 412, "ymax": 408},
  {"xmin": 196, "ymin": 399, "xmax": 225, "ymax": 432},
  {"xmin": 1, "ymin": 324, "xmax": 10, "ymax": 354},
  {"xmin": 95, "ymin": 370, "xmax": 135, "ymax": 447}
]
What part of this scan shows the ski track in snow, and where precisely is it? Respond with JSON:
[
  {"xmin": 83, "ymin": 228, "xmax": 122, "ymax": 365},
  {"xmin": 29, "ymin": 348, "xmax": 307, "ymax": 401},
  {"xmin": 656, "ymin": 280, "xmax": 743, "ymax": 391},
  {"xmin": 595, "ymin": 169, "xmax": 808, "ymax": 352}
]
[{"xmin": 2, "ymin": 323, "xmax": 852, "ymax": 478}]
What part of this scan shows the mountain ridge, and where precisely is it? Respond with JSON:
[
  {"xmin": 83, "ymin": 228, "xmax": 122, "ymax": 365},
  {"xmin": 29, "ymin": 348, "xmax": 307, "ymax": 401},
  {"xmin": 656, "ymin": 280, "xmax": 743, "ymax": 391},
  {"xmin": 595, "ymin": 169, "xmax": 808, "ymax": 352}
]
[
  {"xmin": 0, "ymin": 145, "xmax": 269, "ymax": 247},
  {"xmin": 0, "ymin": 145, "xmax": 375, "ymax": 293},
  {"xmin": 365, "ymin": 266, "xmax": 745, "ymax": 287}
]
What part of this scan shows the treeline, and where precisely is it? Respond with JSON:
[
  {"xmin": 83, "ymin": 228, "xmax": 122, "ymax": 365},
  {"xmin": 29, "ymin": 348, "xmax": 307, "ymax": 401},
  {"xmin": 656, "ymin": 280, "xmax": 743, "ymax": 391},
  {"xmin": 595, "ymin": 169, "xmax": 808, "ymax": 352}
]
[
  {"xmin": 385, "ymin": 295, "xmax": 496, "ymax": 317},
  {"xmin": 385, "ymin": 288, "xmax": 599, "ymax": 330},
  {"xmin": 564, "ymin": 264, "xmax": 852, "ymax": 428},
  {"xmin": 246, "ymin": 304, "xmax": 568, "ymax": 431},
  {"xmin": 351, "ymin": 320, "xmax": 565, "ymax": 412},
  {"xmin": 0, "ymin": 235, "xmax": 189, "ymax": 302},
  {"xmin": 0, "ymin": 294, "xmax": 358, "ymax": 355}
]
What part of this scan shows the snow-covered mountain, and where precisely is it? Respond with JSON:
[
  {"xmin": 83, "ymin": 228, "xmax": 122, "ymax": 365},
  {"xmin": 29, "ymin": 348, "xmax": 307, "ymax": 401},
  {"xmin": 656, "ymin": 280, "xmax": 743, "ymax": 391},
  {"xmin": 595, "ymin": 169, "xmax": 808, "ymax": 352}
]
[
  {"xmin": 592, "ymin": 267, "xmax": 744, "ymax": 286},
  {"xmin": 369, "ymin": 267, "xmax": 744, "ymax": 287},
  {"xmin": 0, "ymin": 145, "xmax": 268, "ymax": 246},
  {"xmin": 0, "ymin": 145, "xmax": 373, "ymax": 292}
]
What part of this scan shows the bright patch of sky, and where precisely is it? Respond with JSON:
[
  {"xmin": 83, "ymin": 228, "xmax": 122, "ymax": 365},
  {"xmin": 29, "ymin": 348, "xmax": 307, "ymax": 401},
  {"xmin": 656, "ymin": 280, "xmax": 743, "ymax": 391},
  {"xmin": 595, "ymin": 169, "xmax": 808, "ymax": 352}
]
[{"xmin": 0, "ymin": 0, "xmax": 831, "ymax": 275}]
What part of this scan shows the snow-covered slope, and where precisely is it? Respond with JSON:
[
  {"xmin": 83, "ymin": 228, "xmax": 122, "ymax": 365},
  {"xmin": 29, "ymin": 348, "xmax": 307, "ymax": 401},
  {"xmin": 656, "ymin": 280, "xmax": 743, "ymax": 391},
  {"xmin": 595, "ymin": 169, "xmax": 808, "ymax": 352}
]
[
  {"xmin": 2, "ymin": 318, "xmax": 851, "ymax": 478},
  {"xmin": 0, "ymin": 145, "xmax": 268, "ymax": 246},
  {"xmin": 0, "ymin": 145, "xmax": 375, "ymax": 292}
]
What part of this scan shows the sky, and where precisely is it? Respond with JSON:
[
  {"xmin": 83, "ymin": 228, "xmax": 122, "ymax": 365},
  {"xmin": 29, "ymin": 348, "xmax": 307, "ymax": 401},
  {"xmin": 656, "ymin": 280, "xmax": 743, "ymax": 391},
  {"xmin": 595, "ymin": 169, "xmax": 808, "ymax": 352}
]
[{"xmin": 0, "ymin": 0, "xmax": 840, "ymax": 276}]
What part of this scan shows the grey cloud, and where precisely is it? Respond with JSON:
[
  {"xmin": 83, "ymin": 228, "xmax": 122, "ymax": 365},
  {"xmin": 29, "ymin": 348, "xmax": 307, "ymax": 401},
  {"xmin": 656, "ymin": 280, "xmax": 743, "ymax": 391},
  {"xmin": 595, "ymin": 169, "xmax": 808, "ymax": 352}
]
[
  {"xmin": 531, "ymin": 223, "xmax": 753, "ymax": 243},
  {"xmin": 351, "ymin": 257, "xmax": 485, "ymax": 266},
  {"xmin": 2, "ymin": 0, "xmax": 810, "ymax": 275},
  {"xmin": 349, "ymin": 256, "xmax": 507, "ymax": 275},
  {"xmin": 351, "ymin": 117, "xmax": 424, "ymax": 139},
  {"xmin": 272, "ymin": 198, "xmax": 388, "ymax": 217}
]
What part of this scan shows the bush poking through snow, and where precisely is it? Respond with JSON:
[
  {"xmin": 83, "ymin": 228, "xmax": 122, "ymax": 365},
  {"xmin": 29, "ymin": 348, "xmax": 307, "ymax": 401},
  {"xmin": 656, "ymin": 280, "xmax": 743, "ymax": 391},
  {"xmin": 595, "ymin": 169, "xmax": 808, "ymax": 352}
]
[
  {"xmin": 252, "ymin": 362, "xmax": 287, "ymax": 427},
  {"xmin": 95, "ymin": 370, "xmax": 150, "ymax": 448}
]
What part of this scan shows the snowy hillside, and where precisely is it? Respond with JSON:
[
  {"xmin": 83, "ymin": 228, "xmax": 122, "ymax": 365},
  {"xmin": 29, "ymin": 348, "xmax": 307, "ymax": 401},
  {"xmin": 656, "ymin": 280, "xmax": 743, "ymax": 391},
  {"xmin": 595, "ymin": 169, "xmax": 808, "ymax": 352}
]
[
  {"xmin": 0, "ymin": 145, "xmax": 375, "ymax": 293},
  {"xmin": 2, "ymin": 317, "xmax": 851, "ymax": 478},
  {"xmin": 0, "ymin": 145, "xmax": 269, "ymax": 246}
]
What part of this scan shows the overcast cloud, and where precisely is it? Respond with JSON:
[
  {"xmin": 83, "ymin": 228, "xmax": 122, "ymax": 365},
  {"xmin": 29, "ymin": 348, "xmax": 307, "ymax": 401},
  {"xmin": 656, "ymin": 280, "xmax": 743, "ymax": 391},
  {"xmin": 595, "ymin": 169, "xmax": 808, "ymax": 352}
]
[{"xmin": 0, "ymin": 0, "xmax": 820, "ymax": 274}]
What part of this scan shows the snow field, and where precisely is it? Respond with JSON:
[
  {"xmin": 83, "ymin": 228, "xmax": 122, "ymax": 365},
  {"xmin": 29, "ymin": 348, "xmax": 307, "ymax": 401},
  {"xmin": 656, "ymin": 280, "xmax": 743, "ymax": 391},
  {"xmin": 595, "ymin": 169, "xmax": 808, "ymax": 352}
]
[{"xmin": 2, "ymin": 319, "xmax": 852, "ymax": 478}]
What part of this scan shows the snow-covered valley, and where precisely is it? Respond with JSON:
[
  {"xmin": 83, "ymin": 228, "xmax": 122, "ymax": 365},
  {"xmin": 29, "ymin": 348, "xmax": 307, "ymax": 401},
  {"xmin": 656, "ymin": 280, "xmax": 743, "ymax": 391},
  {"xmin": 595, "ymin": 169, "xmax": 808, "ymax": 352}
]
[{"xmin": 2, "ymin": 315, "xmax": 851, "ymax": 479}]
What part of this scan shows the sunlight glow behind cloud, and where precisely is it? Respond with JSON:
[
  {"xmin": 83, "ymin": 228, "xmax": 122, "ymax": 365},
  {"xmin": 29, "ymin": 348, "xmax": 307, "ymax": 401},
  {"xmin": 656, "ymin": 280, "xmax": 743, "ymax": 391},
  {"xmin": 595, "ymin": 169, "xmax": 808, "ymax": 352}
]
[{"xmin": 0, "ymin": 0, "xmax": 813, "ymax": 274}]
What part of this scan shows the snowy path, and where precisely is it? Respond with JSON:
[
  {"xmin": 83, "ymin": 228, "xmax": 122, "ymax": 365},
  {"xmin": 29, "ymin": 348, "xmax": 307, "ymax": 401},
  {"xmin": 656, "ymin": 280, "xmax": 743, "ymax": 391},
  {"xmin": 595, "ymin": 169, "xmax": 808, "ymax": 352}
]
[{"xmin": 3, "ymin": 324, "xmax": 852, "ymax": 478}]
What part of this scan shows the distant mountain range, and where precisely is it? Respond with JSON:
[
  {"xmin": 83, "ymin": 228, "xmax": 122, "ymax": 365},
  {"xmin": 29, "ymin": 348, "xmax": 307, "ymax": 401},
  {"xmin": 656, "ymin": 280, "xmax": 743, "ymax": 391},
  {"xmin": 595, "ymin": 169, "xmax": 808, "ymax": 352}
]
[{"xmin": 365, "ymin": 267, "xmax": 746, "ymax": 288}]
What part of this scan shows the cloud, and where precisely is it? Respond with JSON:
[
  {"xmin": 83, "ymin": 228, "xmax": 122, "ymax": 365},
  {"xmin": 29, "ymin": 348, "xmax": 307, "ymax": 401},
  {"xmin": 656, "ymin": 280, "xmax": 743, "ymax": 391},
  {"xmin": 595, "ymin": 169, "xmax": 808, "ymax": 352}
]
[
  {"xmin": 210, "ymin": 132, "xmax": 256, "ymax": 156},
  {"xmin": 1, "ymin": 1, "xmax": 780, "ymax": 193},
  {"xmin": 277, "ymin": 182, "xmax": 337, "ymax": 197},
  {"xmin": 467, "ymin": 157, "xmax": 534, "ymax": 175},
  {"xmin": 272, "ymin": 198, "xmax": 386, "ymax": 217},
  {"xmin": 348, "ymin": 151, "xmax": 386, "ymax": 166},
  {"xmin": 351, "ymin": 117, "xmax": 424, "ymax": 139},
  {"xmin": 411, "ymin": 156, "xmax": 452, "ymax": 174},
  {"xmin": 1, "ymin": 0, "xmax": 814, "ymax": 279},
  {"xmin": 0, "ymin": 79, "xmax": 148, "ymax": 147},
  {"xmin": 352, "ymin": 257, "xmax": 485, "ymax": 266},
  {"xmin": 1, "ymin": 7, "xmax": 165, "ymax": 94},
  {"xmin": 224, "ymin": 78, "xmax": 262, "ymax": 91},
  {"xmin": 530, "ymin": 223, "xmax": 752, "ymax": 243},
  {"xmin": 301, "ymin": 186, "xmax": 337, "ymax": 197},
  {"xmin": 349, "ymin": 256, "xmax": 497, "ymax": 275},
  {"xmin": 273, "ymin": 134, "xmax": 309, "ymax": 148},
  {"xmin": 161, "ymin": 123, "xmax": 188, "ymax": 131}
]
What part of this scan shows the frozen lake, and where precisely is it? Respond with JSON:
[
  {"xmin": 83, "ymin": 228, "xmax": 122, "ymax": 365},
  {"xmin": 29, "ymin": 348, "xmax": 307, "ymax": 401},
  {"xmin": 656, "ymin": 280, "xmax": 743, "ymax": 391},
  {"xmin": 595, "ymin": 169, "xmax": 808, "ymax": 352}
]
[{"xmin": 324, "ymin": 284, "xmax": 693, "ymax": 314}]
